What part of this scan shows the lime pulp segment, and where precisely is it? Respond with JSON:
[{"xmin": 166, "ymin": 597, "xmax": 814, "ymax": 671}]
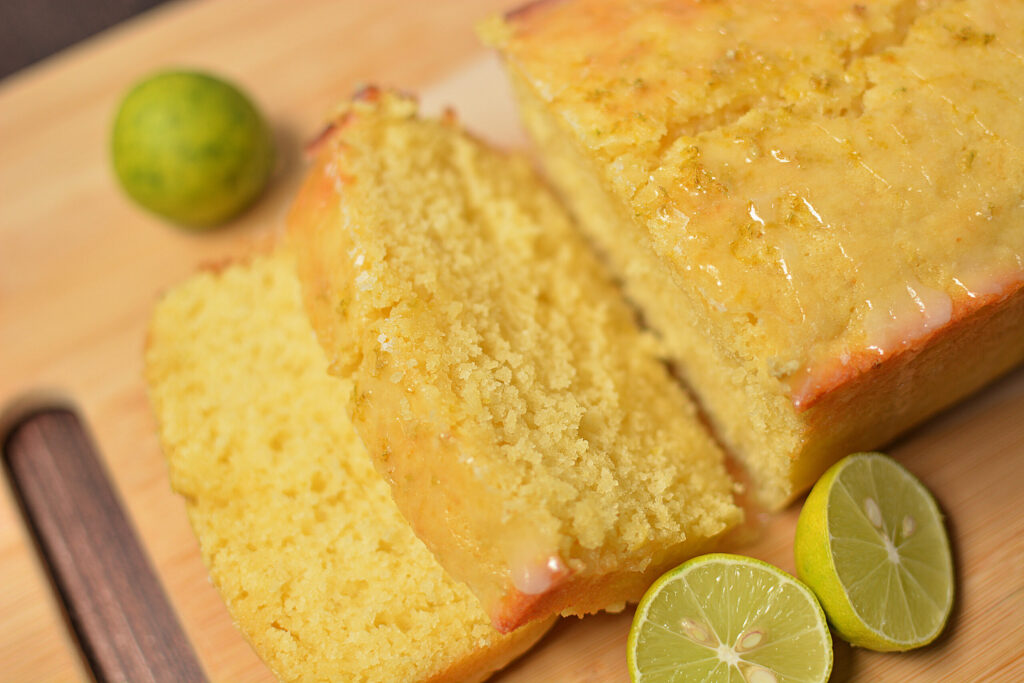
[{"xmin": 629, "ymin": 554, "xmax": 832, "ymax": 683}]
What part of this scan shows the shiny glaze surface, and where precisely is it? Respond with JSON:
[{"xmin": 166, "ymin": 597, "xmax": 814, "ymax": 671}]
[{"xmin": 498, "ymin": 0, "xmax": 1024, "ymax": 408}]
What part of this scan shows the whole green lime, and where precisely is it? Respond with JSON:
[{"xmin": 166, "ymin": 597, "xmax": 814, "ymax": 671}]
[{"xmin": 111, "ymin": 70, "xmax": 275, "ymax": 228}]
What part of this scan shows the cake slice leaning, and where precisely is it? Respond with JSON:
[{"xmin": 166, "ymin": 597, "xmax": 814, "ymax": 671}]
[
  {"xmin": 288, "ymin": 89, "xmax": 742, "ymax": 633},
  {"xmin": 144, "ymin": 249, "xmax": 552, "ymax": 683}
]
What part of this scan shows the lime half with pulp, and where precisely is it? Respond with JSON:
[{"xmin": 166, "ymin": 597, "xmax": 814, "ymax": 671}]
[
  {"xmin": 628, "ymin": 553, "xmax": 832, "ymax": 683},
  {"xmin": 795, "ymin": 452, "xmax": 954, "ymax": 651}
]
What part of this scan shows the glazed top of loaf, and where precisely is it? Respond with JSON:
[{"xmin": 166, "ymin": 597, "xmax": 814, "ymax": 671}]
[{"xmin": 490, "ymin": 0, "xmax": 1024, "ymax": 408}]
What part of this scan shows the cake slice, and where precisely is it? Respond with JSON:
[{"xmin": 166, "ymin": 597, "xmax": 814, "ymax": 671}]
[
  {"xmin": 487, "ymin": 0, "xmax": 1024, "ymax": 508},
  {"xmin": 288, "ymin": 90, "xmax": 741, "ymax": 633},
  {"xmin": 144, "ymin": 250, "xmax": 552, "ymax": 682}
]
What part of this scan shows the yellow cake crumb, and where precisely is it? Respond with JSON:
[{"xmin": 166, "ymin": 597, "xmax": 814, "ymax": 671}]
[
  {"xmin": 144, "ymin": 250, "xmax": 551, "ymax": 682},
  {"xmin": 289, "ymin": 90, "xmax": 742, "ymax": 632}
]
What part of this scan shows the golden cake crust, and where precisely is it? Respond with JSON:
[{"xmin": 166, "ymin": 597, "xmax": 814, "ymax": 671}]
[{"xmin": 795, "ymin": 283, "xmax": 1024, "ymax": 492}]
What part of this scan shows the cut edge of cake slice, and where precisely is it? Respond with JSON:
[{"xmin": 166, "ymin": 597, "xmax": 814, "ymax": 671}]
[
  {"xmin": 288, "ymin": 88, "xmax": 742, "ymax": 632},
  {"xmin": 144, "ymin": 248, "xmax": 553, "ymax": 682}
]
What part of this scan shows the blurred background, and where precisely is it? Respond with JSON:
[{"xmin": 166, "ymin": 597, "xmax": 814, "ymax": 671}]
[{"xmin": 0, "ymin": 0, "xmax": 171, "ymax": 79}]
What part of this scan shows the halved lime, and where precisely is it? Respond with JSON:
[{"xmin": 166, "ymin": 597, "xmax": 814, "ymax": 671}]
[
  {"xmin": 795, "ymin": 452, "xmax": 954, "ymax": 651},
  {"xmin": 628, "ymin": 554, "xmax": 832, "ymax": 683}
]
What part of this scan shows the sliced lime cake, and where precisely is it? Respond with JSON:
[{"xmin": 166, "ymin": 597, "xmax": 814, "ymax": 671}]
[{"xmin": 289, "ymin": 90, "xmax": 742, "ymax": 632}]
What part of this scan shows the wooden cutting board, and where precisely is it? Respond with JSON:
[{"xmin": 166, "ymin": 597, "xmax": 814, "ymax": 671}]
[{"xmin": 1, "ymin": 1, "xmax": 1022, "ymax": 680}]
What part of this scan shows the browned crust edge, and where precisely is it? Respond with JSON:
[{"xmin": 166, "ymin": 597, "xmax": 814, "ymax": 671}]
[
  {"xmin": 789, "ymin": 283, "xmax": 1024, "ymax": 501},
  {"xmin": 792, "ymin": 284, "xmax": 1024, "ymax": 412},
  {"xmin": 426, "ymin": 617, "xmax": 556, "ymax": 683}
]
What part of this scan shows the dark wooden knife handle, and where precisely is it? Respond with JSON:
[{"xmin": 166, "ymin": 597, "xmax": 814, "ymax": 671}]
[{"xmin": 3, "ymin": 409, "xmax": 207, "ymax": 683}]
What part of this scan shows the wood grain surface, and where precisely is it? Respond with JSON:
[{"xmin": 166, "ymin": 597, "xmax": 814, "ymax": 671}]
[{"xmin": 1, "ymin": 1, "xmax": 1022, "ymax": 681}]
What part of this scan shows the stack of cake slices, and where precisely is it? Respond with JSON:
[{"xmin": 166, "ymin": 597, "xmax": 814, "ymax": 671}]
[{"xmin": 145, "ymin": 1, "xmax": 1024, "ymax": 680}]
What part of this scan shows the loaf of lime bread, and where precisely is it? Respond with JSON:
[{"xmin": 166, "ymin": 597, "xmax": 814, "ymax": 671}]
[
  {"xmin": 486, "ymin": 0, "xmax": 1024, "ymax": 508},
  {"xmin": 144, "ymin": 249, "xmax": 552, "ymax": 682},
  {"xmin": 288, "ymin": 90, "xmax": 741, "ymax": 633}
]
